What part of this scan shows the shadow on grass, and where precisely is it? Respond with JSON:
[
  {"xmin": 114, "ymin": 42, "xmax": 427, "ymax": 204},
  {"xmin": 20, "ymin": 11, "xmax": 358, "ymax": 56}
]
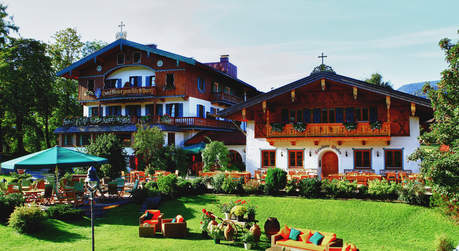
[{"xmin": 27, "ymin": 220, "xmax": 86, "ymax": 243}]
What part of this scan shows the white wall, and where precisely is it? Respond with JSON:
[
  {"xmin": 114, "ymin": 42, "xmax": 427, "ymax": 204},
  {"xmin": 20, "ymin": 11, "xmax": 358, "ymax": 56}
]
[
  {"xmin": 244, "ymin": 117, "xmax": 422, "ymax": 175},
  {"xmin": 228, "ymin": 145, "xmax": 246, "ymax": 163},
  {"xmin": 106, "ymin": 66, "xmax": 156, "ymax": 87}
]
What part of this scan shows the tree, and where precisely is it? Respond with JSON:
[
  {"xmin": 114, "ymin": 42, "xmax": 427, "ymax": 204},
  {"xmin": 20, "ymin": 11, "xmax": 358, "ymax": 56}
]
[
  {"xmin": 365, "ymin": 73, "xmax": 393, "ymax": 89},
  {"xmin": 86, "ymin": 133, "xmax": 127, "ymax": 179},
  {"xmin": 163, "ymin": 145, "xmax": 191, "ymax": 176},
  {"xmin": 0, "ymin": 39, "xmax": 54, "ymax": 154},
  {"xmin": 409, "ymin": 33, "xmax": 459, "ymax": 219},
  {"xmin": 82, "ymin": 40, "xmax": 107, "ymax": 57},
  {"xmin": 132, "ymin": 126, "xmax": 166, "ymax": 170},
  {"xmin": 201, "ymin": 140, "xmax": 230, "ymax": 171}
]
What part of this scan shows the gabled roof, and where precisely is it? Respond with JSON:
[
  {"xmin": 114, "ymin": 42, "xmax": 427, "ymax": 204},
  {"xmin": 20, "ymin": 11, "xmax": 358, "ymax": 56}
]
[
  {"xmin": 57, "ymin": 39, "xmax": 258, "ymax": 91},
  {"xmin": 184, "ymin": 130, "xmax": 246, "ymax": 146},
  {"xmin": 219, "ymin": 71, "xmax": 431, "ymax": 117}
]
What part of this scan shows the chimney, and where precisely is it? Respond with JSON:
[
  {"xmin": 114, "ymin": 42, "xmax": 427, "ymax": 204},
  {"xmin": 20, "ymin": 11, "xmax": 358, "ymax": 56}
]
[
  {"xmin": 203, "ymin": 55, "xmax": 238, "ymax": 79},
  {"xmin": 220, "ymin": 55, "xmax": 229, "ymax": 63}
]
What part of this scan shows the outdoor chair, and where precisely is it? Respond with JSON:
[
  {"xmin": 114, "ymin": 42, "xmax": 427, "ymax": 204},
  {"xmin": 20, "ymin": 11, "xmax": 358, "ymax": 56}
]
[
  {"xmin": 139, "ymin": 210, "xmax": 164, "ymax": 237},
  {"xmin": 385, "ymin": 172, "xmax": 397, "ymax": 183},
  {"xmin": 42, "ymin": 184, "xmax": 54, "ymax": 205},
  {"xmin": 107, "ymin": 182, "xmax": 118, "ymax": 198},
  {"xmin": 115, "ymin": 178, "xmax": 125, "ymax": 196},
  {"xmin": 161, "ymin": 215, "xmax": 187, "ymax": 238},
  {"xmin": 126, "ymin": 179, "xmax": 140, "ymax": 197}
]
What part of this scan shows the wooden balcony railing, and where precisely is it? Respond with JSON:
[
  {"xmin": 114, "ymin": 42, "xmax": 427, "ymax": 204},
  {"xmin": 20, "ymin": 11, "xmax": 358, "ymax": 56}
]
[
  {"xmin": 266, "ymin": 122, "xmax": 391, "ymax": 138},
  {"xmin": 210, "ymin": 92, "xmax": 243, "ymax": 104},
  {"xmin": 102, "ymin": 86, "xmax": 156, "ymax": 97}
]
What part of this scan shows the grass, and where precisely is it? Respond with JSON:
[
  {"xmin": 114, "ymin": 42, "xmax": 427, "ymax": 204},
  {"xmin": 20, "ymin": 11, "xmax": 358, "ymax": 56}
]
[{"xmin": 0, "ymin": 194, "xmax": 457, "ymax": 251}]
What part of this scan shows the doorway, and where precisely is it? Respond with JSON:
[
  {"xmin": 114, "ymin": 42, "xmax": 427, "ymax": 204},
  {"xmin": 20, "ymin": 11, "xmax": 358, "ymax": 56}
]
[{"xmin": 321, "ymin": 151, "xmax": 338, "ymax": 178}]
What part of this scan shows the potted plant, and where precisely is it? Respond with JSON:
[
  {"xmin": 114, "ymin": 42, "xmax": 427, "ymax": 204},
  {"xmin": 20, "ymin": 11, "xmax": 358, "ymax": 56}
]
[
  {"xmin": 230, "ymin": 205, "xmax": 247, "ymax": 221},
  {"xmin": 242, "ymin": 232, "xmax": 254, "ymax": 250},
  {"xmin": 200, "ymin": 209, "xmax": 214, "ymax": 238},
  {"xmin": 343, "ymin": 121, "xmax": 357, "ymax": 131},
  {"xmin": 270, "ymin": 122, "xmax": 285, "ymax": 132},
  {"xmin": 370, "ymin": 120, "xmax": 382, "ymax": 130},
  {"xmin": 208, "ymin": 223, "xmax": 223, "ymax": 244},
  {"xmin": 247, "ymin": 204, "xmax": 256, "ymax": 221},
  {"xmin": 218, "ymin": 201, "xmax": 235, "ymax": 220},
  {"xmin": 293, "ymin": 122, "xmax": 306, "ymax": 132}
]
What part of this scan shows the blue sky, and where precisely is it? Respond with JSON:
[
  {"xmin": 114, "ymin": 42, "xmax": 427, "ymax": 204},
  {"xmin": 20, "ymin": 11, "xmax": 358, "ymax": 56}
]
[{"xmin": 3, "ymin": 0, "xmax": 458, "ymax": 91}]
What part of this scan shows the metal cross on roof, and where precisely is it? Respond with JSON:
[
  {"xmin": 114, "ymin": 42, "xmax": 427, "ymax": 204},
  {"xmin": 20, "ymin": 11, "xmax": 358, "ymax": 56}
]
[
  {"xmin": 318, "ymin": 52, "xmax": 327, "ymax": 65},
  {"xmin": 118, "ymin": 21, "xmax": 125, "ymax": 32}
]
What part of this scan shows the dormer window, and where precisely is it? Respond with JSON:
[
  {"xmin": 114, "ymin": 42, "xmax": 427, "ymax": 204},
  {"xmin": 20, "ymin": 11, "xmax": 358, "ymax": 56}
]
[
  {"xmin": 133, "ymin": 52, "xmax": 141, "ymax": 64},
  {"xmin": 87, "ymin": 79, "xmax": 95, "ymax": 91},
  {"xmin": 165, "ymin": 74, "xmax": 175, "ymax": 90},
  {"xmin": 117, "ymin": 54, "xmax": 125, "ymax": 65}
]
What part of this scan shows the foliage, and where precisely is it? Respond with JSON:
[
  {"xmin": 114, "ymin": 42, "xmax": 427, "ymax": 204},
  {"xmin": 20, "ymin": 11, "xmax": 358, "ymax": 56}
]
[
  {"xmin": 230, "ymin": 205, "xmax": 247, "ymax": 217},
  {"xmin": 270, "ymin": 122, "xmax": 285, "ymax": 132},
  {"xmin": 434, "ymin": 233, "xmax": 454, "ymax": 251},
  {"xmin": 63, "ymin": 116, "xmax": 132, "ymax": 127},
  {"xmin": 322, "ymin": 179, "xmax": 359, "ymax": 198},
  {"xmin": 200, "ymin": 208, "xmax": 215, "ymax": 233},
  {"xmin": 409, "ymin": 34, "xmax": 459, "ymax": 219},
  {"xmin": 221, "ymin": 176, "xmax": 243, "ymax": 194},
  {"xmin": 398, "ymin": 181, "xmax": 430, "ymax": 207},
  {"xmin": 228, "ymin": 160, "xmax": 246, "ymax": 172},
  {"xmin": 207, "ymin": 223, "xmax": 223, "ymax": 240},
  {"xmin": 0, "ymin": 192, "xmax": 24, "ymax": 223},
  {"xmin": 0, "ymin": 4, "xmax": 18, "ymax": 47},
  {"xmin": 367, "ymin": 179, "xmax": 400, "ymax": 200},
  {"xmin": 143, "ymin": 181, "xmax": 160, "ymax": 197},
  {"xmin": 46, "ymin": 204, "xmax": 83, "ymax": 221},
  {"xmin": 298, "ymin": 178, "xmax": 322, "ymax": 198},
  {"xmin": 370, "ymin": 120, "xmax": 382, "ymax": 130},
  {"xmin": 264, "ymin": 168, "xmax": 287, "ymax": 194},
  {"xmin": 132, "ymin": 126, "xmax": 165, "ymax": 170},
  {"xmin": 247, "ymin": 203, "xmax": 256, "ymax": 215},
  {"xmin": 293, "ymin": 122, "xmax": 307, "ymax": 132},
  {"xmin": 8, "ymin": 205, "xmax": 46, "ymax": 233},
  {"xmin": 311, "ymin": 64, "xmax": 335, "ymax": 74},
  {"xmin": 190, "ymin": 177, "xmax": 208, "ymax": 195},
  {"xmin": 285, "ymin": 180, "xmax": 298, "ymax": 195},
  {"xmin": 85, "ymin": 133, "xmax": 127, "ymax": 179},
  {"xmin": 156, "ymin": 174, "xmax": 178, "ymax": 198},
  {"xmin": 243, "ymin": 180, "xmax": 262, "ymax": 194},
  {"xmin": 211, "ymin": 173, "xmax": 226, "ymax": 193},
  {"xmin": 217, "ymin": 200, "xmax": 235, "ymax": 214},
  {"xmin": 242, "ymin": 232, "xmax": 254, "ymax": 243},
  {"xmin": 163, "ymin": 145, "xmax": 191, "ymax": 176},
  {"xmin": 364, "ymin": 73, "xmax": 392, "ymax": 89},
  {"xmin": 81, "ymin": 40, "xmax": 107, "ymax": 57},
  {"xmin": 131, "ymin": 188, "xmax": 149, "ymax": 204},
  {"xmin": 343, "ymin": 122, "xmax": 357, "ymax": 131},
  {"xmin": 201, "ymin": 141, "xmax": 230, "ymax": 171}
]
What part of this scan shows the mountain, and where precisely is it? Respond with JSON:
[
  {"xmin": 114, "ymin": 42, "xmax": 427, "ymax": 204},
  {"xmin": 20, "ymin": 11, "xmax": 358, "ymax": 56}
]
[{"xmin": 397, "ymin": 80, "xmax": 439, "ymax": 98}]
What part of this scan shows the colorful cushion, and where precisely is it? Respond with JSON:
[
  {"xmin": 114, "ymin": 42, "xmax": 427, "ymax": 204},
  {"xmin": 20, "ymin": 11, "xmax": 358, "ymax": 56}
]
[
  {"xmin": 289, "ymin": 228, "xmax": 301, "ymax": 241},
  {"xmin": 304, "ymin": 231, "xmax": 314, "ymax": 243},
  {"xmin": 298, "ymin": 231, "xmax": 307, "ymax": 242},
  {"xmin": 321, "ymin": 233, "xmax": 336, "ymax": 245},
  {"xmin": 309, "ymin": 232, "xmax": 324, "ymax": 245},
  {"xmin": 176, "ymin": 215, "xmax": 184, "ymax": 223},
  {"xmin": 279, "ymin": 225, "xmax": 291, "ymax": 239},
  {"xmin": 145, "ymin": 210, "xmax": 161, "ymax": 219},
  {"xmin": 171, "ymin": 218, "xmax": 176, "ymax": 223},
  {"xmin": 144, "ymin": 211, "xmax": 153, "ymax": 220}
]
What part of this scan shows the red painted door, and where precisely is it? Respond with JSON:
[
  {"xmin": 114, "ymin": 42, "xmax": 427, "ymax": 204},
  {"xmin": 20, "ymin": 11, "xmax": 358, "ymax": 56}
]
[{"xmin": 322, "ymin": 152, "xmax": 338, "ymax": 178}]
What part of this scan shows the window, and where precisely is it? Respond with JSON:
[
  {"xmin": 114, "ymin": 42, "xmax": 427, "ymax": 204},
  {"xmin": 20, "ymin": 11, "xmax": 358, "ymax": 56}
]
[
  {"xmin": 133, "ymin": 52, "xmax": 141, "ymax": 63},
  {"xmin": 117, "ymin": 54, "xmax": 125, "ymax": 64},
  {"xmin": 385, "ymin": 149, "xmax": 402, "ymax": 169},
  {"xmin": 105, "ymin": 106, "xmax": 121, "ymax": 116},
  {"xmin": 63, "ymin": 134, "xmax": 73, "ymax": 146},
  {"xmin": 89, "ymin": 107, "xmax": 99, "ymax": 117},
  {"xmin": 288, "ymin": 150, "xmax": 303, "ymax": 168},
  {"xmin": 197, "ymin": 78, "xmax": 205, "ymax": 93},
  {"xmin": 212, "ymin": 82, "xmax": 220, "ymax": 93},
  {"xmin": 166, "ymin": 103, "xmax": 183, "ymax": 117},
  {"xmin": 165, "ymin": 74, "xmax": 175, "ymax": 90},
  {"xmin": 129, "ymin": 76, "xmax": 142, "ymax": 87},
  {"xmin": 197, "ymin": 104, "xmax": 205, "ymax": 118},
  {"xmin": 303, "ymin": 109, "xmax": 311, "ymax": 123},
  {"xmin": 104, "ymin": 79, "xmax": 118, "ymax": 89},
  {"xmin": 355, "ymin": 107, "xmax": 371, "ymax": 121},
  {"xmin": 156, "ymin": 104, "xmax": 163, "ymax": 116},
  {"xmin": 328, "ymin": 109, "xmax": 335, "ymax": 123},
  {"xmin": 261, "ymin": 150, "xmax": 276, "ymax": 168},
  {"xmin": 354, "ymin": 150, "xmax": 371, "ymax": 168},
  {"xmin": 87, "ymin": 79, "xmax": 95, "ymax": 91},
  {"xmin": 288, "ymin": 110, "xmax": 303, "ymax": 123},
  {"xmin": 229, "ymin": 150, "xmax": 242, "ymax": 163},
  {"xmin": 224, "ymin": 86, "xmax": 231, "ymax": 95},
  {"xmin": 167, "ymin": 133, "xmax": 175, "ymax": 146},
  {"xmin": 79, "ymin": 134, "xmax": 91, "ymax": 146},
  {"xmin": 126, "ymin": 105, "xmax": 141, "ymax": 117},
  {"xmin": 145, "ymin": 75, "xmax": 155, "ymax": 87},
  {"xmin": 145, "ymin": 104, "xmax": 154, "ymax": 116}
]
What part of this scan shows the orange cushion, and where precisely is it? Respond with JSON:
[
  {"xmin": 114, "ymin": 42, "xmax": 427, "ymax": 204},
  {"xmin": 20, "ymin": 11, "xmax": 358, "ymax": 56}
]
[
  {"xmin": 321, "ymin": 233, "xmax": 336, "ymax": 245},
  {"xmin": 297, "ymin": 231, "xmax": 304, "ymax": 241},
  {"xmin": 305, "ymin": 231, "xmax": 314, "ymax": 244},
  {"xmin": 299, "ymin": 231, "xmax": 310, "ymax": 243},
  {"xmin": 176, "ymin": 215, "xmax": 184, "ymax": 223},
  {"xmin": 350, "ymin": 244, "xmax": 357, "ymax": 251},
  {"xmin": 278, "ymin": 225, "xmax": 291, "ymax": 239}
]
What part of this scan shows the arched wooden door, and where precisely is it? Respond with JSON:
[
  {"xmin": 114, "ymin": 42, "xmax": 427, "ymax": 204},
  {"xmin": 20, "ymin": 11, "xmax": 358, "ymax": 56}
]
[{"xmin": 321, "ymin": 151, "xmax": 338, "ymax": 178}]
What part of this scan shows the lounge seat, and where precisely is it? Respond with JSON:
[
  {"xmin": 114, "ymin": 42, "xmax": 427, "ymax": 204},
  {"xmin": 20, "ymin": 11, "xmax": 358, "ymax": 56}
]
[
  {"xmin": 139, "ymin": 210, "xmax": 164, "ymax": 237},
  {"xmin": 271, "ymin": 227, "xmax": 344, "ymax": 251},
  {"xmin": 161, "ymin": 215, "xmax": 187, "ymax": 238}
]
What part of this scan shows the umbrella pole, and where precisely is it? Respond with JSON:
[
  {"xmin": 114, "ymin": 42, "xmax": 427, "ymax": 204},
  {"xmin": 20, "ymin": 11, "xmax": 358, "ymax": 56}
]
[{"xmin": 55, "ymin": 166, "xmax": 59, "ymax": 197}]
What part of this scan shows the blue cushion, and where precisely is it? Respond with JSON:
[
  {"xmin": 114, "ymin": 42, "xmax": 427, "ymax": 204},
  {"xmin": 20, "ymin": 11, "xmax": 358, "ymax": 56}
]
[
  {"xmin": 309, "ymin": 232, "xmax": 324, "ymax": 245},
  {"xmin": 171, "ymin": 218, "xmax": 176, "ymax": 223},
  {"xmin": 144, "ymin": 211, "xmax": 153, "ymax": 220},
  {"xmin": 289, "ymin": 228, "xmax": 301, "ymax": 240}
]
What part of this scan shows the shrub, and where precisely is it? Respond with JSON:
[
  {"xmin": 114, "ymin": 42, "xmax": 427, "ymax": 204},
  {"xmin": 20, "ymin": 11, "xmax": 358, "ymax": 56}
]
[
  {"xmin": 46, "ymin": 204, "xmax": 83, "ymax": 221},
  {"xmin": 176, "ymin": 178, "xmax": 192, "ymax": 195},
  {"xmin": 285, "ymin": 180, "xmax": 298, "ymax": 195},
  {"xmin": 144, "ymin": 181, "xmax": 160, "ymax": 197},
  {"xmin": 202, "ymin": 141, "xmax": 230, "ymax": 171},
  {"xmin": 434, "ymin": 233, "xmax": 454, "ymax": 251},
  {"xmin": 243, "ymin": 180, "xmax": 262, "ymax": 194},
  {"xmin": 211, "ymin": 173, "xmax": 226, "ymax": 193},
  {"xmin": 86, "ymin": 133, "xmax": 127, "ymax": 179},
  {"xmin": 8, "ymin": 205, "xmax": 47, "ymax": 233},
  {"xmin": 299, "ymin": 178, "xmax": 322, "ymax": 198},
  {"xmin": 131, "ymin": 188, "xmax": 149, "ymax": 204},
  {"xmin": 367, "ymin": 179, "xmax": 400, "ymax": 200},
  {"xmin": 0, "ymin": 192, "xmax": 25, "ymax": 223},
  {"xmin": 190, "ymin": 177, "xmax": 207, "ymax": 195},
  {"xmin": 398, "ymin": 181, "xmax": 430, "ymax": 206},
  {"xmin": 230, "ymin": 205, "xmax": 247, "ymax": 216},
  {"xmin": 156, "ymin": 174, "xmax": 178, "ymax": 198},
  {"xmin": 321, "ymin": 179, "xmax": 359, "ymax": 198},
  {"xmin": 221, "ymin": 177, "xmax": 243, "ymax": 194},
  {"xmin": 264, "ymin": 168, "xmax": 287, "ymax": 194}
]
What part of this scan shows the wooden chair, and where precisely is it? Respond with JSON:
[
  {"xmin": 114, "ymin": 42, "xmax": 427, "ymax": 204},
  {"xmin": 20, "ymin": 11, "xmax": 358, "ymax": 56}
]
[
  {"xmin": 161, "ymin": 215, "xmax": 187, "ymax": 238},
  {"xmin": 356, "ymin": 176, "xmax": 368, "ymax": 186},
  {"xmin": 385, "ymin": 172, "xmax": 397, "ymax": 183},
  {"xmin": 398, "ymin": 172, "xmax": 409, "ymax": 184}
]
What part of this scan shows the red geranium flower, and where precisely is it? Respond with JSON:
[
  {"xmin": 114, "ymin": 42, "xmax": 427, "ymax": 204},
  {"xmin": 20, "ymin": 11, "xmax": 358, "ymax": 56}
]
[
  {"xmin": 241, "ymin": 200, "xmax": 246, "ymax": 204},
  {"xmin": 202, "ymin": 209, "xmax": 206, "ymax": 213},
  {"xmin": 235, "ymin": 199, "xmax": 241, "ymax": 204}
]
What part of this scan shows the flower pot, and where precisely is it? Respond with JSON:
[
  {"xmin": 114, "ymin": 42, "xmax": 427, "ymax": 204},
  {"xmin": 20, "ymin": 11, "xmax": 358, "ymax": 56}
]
[
  {"xmin": 244, "ymin": 243, "xmax": 252, "ymax": 250},
  {"xmin": 224, "ymin": 213, "xmax": 230, "ymax": 220},
  {"xmin": 264, "ymin": 217, "xmax": 280, "ymax": 238},
  {"xmin": 237, "ymin": 215, "xmax": 244, "ymax": 222},
  {"xmin": 247, "ymin": 213, "xmax": 255, "ymax": 222},
  {"xmin": 214, "ymin": 239, "xmax": 220, "ymax": 244}
]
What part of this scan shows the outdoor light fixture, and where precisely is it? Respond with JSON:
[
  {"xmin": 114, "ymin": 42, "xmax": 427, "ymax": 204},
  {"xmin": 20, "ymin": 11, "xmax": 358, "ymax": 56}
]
[
  {"xmin": 376, "ymin": 151, "xmax": 380, "ymax": 157},
  {"xmin": 345, "ymin": 151, "xmax": 348, "ymax": 157},
  {"xmin": 86, "ymin": 166, "xmax": 99, "ymax": 251},
  {"xmin": 309, "ymin": 151, "xmax": 312, "ymax": 157}
]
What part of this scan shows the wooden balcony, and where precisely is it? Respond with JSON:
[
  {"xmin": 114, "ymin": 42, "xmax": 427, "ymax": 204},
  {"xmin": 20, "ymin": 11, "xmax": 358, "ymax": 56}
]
[
  {"xmin": 151, "ymin": 116, "xmax": 236, "ymax": 130},
  {"xmin": 210, "ymin": 92, "xmax": 243, "ymax": 105},
  {"xmin": 266, "ymin": 122, "xmax": 391, "ymax": 138}
]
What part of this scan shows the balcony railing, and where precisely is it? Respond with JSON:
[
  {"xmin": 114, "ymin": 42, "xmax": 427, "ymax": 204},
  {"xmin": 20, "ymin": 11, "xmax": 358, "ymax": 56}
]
[
  {"xmin": 62, "ymin": 115, "xmax": 236, "ymax": 130},
  {"xmin": 210, "ymin": 92, "xmax": 243, "ymax": 104},
  {"xmin": 266, "ymin": 122, "xmax": 391, "ymax": 138}
]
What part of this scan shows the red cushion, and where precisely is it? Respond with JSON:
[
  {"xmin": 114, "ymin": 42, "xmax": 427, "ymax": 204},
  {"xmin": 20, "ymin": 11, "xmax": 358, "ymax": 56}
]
[
  {"xmin": 278, "ymin": 225, "xmax": 291, "ymax": 240},
  {"xmin": 176, "ymin": 215, "xmax": 184, "ymax": 223},
  {"xmin": 143, "ymin": 219, "xmax": 159, "ymax": 225},
  {"xmin": 297, "ymin": 232, "xmax": 304, "ymax": 241},
  {"xmin": 145, "ymin": 210, "xmax": 161, "ymax": 219},
  {"xmin": 305, "ymin": 231, "xmax": 313, "ymax": 244}
]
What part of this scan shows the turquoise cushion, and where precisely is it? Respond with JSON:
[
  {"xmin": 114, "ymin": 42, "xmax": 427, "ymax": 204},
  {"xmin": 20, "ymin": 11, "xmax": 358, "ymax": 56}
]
[
  {"xmin": 309, "ymin": 232, "xmax": 324, "ymax": 245},
  {"xmin": 289, "ymin": 228, "xmax": 301, "ymax": 240},
  {"xmin": 171, "ymin": 218, "xmax": 176, "ymax": 223}
]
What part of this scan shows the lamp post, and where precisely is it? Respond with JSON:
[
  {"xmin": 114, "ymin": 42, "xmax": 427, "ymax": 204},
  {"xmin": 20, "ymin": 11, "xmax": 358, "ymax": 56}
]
[{"xmin": 85, "ymin": 166, "xmax": 99, "ymax": 251}]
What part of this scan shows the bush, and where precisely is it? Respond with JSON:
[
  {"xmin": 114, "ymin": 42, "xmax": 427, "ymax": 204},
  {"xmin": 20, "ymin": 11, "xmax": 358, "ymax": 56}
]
[
  {"xmin": 8, "ymin": 205, "xmax": 47, "ymax": 233},
  {"xmin": 131, "ymin": 188, "xmax": 149, "ymax": 204},
  {"xmin": 202, "ymin": 141, "xmax": 230, "ymax": 171},
  {"xmin": 285, "ymin": 180, "xmax": 299, "ymax": 195},
  {"xmin": 299, "ymin": 178, "xmax": 322, "ymax": 198},
  {"xmin": 367, "ymin": 179, "xmax": 400, "ymax": 200},
  {"xmin": 399, "ymin": 181, "xmax": 430, "ymax": 206},
  {"xmin": 434, "ymin": 233, "xmax": 454, "ymax": 251},
  {"xmin": 190, "ymin": 177, "xmax": 208, "ymax": 195},
  {"xmin": 211, "ymin": 173, "xmax": 226, "ymax": 193},
  {"xmin": 46, "ymin": 204, "xmax": 83, "ymax": 221},
  {"xmin": 0, "ymin": 192, "xmax": 25, "ymax": 223},
  {"xmin": 144, "ymin": 181, "xmax": 160, "ymax": 197},
  {"xmin": 321, "ymin": 179, "xmax": 359, "ymax": 198},
  {"xmin": 264, "ymin": 168, "xmax": 287, "ymax": 194},
  {"xmin": 176, "ymin": 178, "xmax": 192, "ymax": 195},
  {"xmin": 243, "ymin": 180, "xmax": 262, "ymax": 194},
  {"xmin": 156, "ymin": 174, "xmax": 178, "ymax": 198},
  {"xmin": 221, "ymin": 177, "xmax": 243, "ymax": 194}
]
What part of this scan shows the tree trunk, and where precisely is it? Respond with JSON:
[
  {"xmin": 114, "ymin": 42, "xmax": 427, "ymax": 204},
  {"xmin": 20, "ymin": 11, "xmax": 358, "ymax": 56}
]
[{"xmin": 43, "ymin": 114, "xmax": 51, "ymax": 148}]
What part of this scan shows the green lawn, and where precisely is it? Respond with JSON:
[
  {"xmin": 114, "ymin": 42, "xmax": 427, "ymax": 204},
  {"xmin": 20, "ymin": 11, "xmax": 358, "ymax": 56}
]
[{"xmin": 0, "ymin": 195, "xmax": 457, "ymax": 251}]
